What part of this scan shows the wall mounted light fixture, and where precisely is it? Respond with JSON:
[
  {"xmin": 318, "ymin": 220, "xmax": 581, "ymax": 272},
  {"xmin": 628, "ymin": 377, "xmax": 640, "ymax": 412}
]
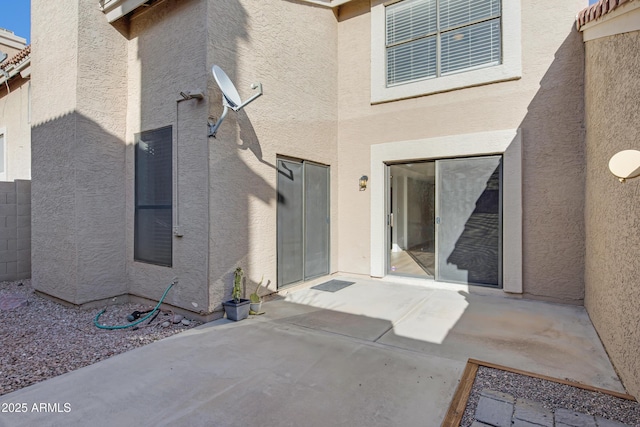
[
  {"xmin": 609, "ymin": 150, "xmax": 640, "ymax": 183},
  {"xmin": 359, "ymin": 175, "xmax": 368, "ymax": 191}
]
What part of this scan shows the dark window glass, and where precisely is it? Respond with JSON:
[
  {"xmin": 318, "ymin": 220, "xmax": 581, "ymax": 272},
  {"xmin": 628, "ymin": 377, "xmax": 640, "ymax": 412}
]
[{"xmin": 134, "ymin": 126, "xmax": 172, "ymax": 266}]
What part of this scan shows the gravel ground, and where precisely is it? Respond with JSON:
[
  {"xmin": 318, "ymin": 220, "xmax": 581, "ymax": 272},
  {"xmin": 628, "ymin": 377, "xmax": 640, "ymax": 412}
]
[
  {"xmin": 461, "ymin": 366, "xmax": 640, "ymax": 426},
  {"xmin": 0, "ymin": 279, "xmax": 202, "ymax": 397}
]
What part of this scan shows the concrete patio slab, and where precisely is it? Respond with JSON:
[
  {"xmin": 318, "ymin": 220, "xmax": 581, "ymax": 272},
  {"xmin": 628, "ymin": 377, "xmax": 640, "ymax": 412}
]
[
  {"xmin": 0, "ymin": 276, "xmax": 627, "ymax": 426},
  {"xmin": 0, "ymin": 315, "xmax": 462, "ymax": 427},
  {"xmin": 375, "ymin": 287, "xmax": 623, "ymax": 392}
]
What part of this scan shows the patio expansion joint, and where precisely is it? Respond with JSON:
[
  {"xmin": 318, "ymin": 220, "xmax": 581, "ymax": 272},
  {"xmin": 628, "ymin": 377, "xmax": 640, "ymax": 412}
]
[
  {"xmin": 373, "ymin": 293, "xmax": 436, "ymax": 343},
  {"xmin": 270, "ymin": 315, "xmax": 460, "ymax": 362}
]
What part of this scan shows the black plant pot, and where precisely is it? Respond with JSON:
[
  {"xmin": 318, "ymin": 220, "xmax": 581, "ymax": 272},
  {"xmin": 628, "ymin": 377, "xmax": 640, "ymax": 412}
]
[{"xmin": 222, "ymin": 299, "xmax": 250, "ymax": 321}]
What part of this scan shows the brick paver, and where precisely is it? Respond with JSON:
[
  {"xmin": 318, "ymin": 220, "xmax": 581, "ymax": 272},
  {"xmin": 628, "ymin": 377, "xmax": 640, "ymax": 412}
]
[{"xmin": 473, "ymin": 389, "xmax": 632, "ymax": 427}]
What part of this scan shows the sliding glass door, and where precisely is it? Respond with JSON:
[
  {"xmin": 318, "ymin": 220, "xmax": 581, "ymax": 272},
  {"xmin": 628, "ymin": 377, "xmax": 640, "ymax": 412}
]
[
  {"xmin": 387, "ymin": 156, "xmax": 502, "ymax": 287},
  {"xmin": 277, "ymin": 158, "xmax": 330, "ymax": 288}
]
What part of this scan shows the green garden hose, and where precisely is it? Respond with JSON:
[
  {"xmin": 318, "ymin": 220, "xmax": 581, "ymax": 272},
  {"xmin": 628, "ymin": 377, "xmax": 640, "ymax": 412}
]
[{"xmin": 93, "ymin": 281, "xmax": 175, "ymax": 330}]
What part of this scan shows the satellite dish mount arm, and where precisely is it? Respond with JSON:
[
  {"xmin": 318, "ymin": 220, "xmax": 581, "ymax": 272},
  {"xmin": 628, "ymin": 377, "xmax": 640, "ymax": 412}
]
[
  {"xmin": 235, "ymin": 82, "xmax": 262, "ymax": 111},
  {"xmin": 208, "ymin": 79, "xmax": 263, "ymax": 138}
]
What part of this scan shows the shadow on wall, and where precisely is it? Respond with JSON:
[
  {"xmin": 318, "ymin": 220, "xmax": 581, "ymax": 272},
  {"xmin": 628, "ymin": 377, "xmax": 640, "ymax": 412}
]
[
  {"xmin": 446, "ymin": 162, "xmax": 501, "ymax": 287},
  {"xmin": 124, "ymin": 0, "xmax": 279, "ymax": 311},
  {"xmin": 30, "ymin": 111, "xmax": 127, "ymax": 304},
  {"xmin": 516, "ymin": 25, "xmax": 586, "ymax": 303},
  {"xmin": 386, "ymin": 26, "xmax": 586, "ymax": 302}
]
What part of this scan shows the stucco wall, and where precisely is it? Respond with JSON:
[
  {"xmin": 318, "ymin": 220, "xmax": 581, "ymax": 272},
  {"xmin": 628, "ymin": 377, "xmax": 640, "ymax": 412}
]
[
  {"xmin": 31, "ymin": 0, "xmax": 128, "ymax": 303},
  {"xmin": 584, "ymin": 30, "xmax": 640, "ymax": 399},
  {"xmin": 32, "ymin": 0, "xmax": 337, "ymax": 315},
  {"xmin": 125, "ymin": 0, "xmax": 211, "ymax": 313},
  {"xmin": 205, "ymin": 0, "xmax": 339, "ymax": 311},
  {"xmin": 335, "ymin": 0, "xmax": 587, "ymax": 303},
  {"xmin": 0, "ymin": 76, "xmax": 31, "ymax": 181}
]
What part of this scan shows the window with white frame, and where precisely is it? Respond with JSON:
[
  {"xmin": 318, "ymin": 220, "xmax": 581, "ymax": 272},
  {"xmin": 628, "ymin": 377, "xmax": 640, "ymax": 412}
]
[
  {"xmin": 386, "ymin": 0, "xmax": 501, "ymax": 85},
  {"xmin": 371, "ymin": 0, "xmax": 521, "ymax": 103}
]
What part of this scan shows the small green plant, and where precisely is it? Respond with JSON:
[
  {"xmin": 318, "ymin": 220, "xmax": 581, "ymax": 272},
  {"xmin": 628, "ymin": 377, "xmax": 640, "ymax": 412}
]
[
  {"xmin": 249, "ymin": 275, "xmax": 264, "ymax": 303},
  {"xmin": 232, "ymin": 267, "xmax": 243, "ymax": 303}
]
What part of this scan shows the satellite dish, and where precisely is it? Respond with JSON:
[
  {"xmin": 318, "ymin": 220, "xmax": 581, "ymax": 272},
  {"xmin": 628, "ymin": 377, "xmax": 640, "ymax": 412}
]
[
  {"xmin": 212, "ymin": 65, "xmax": 242, "ymax": 109},
  {"xmin": 208, "ymin": 65, "xmax": 263, "ymax": 138},
  {"xmin": 609, "ymin": 150, "xmax": 640, "ymax": 183}
]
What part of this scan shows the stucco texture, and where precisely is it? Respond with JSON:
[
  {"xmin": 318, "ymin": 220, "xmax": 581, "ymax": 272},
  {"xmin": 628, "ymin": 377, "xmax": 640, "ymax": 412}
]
[
  {"xmin": 335, "ymin": 0, "xmax": 588, "ymax": 303},
  {"xmin": 205, "ymin": 0, "xmax": 338, "ymax": 311},
  {"xmin": 584, "ymin": 31, "xmax": 640, "ymax": 399},
  {"xmin": 31, "ymin": 0, "xmax": 128, "ymax": 304},
  {"xmin": 125, "ymin": 0, "xmax": 210, "ymax": 314}
]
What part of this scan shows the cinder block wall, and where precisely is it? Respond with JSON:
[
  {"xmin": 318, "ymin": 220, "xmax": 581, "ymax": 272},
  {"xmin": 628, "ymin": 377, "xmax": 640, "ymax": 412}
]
[{"xmin": 0, "ymin": 180, "xmax": 30, "ymax": 282}]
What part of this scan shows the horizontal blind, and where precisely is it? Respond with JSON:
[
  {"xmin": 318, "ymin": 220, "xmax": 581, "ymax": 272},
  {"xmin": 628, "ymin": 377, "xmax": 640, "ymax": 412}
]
[
  {"xmin": 386, "ymin": 0, "xmax": 437, "ymax": 45},
  {"xmin": 440, "ymin": 0, "xmax": 501, "ymax": 31},
  {"xmin": 387, "ymin": 36, "xmax": 437, "ymax": 85},
  {"xmin": 385, "ymin": 0, "xmax": 502, "ymax": 86},
  {"xmin": 441, "ymin": 19, "xmax": 501, "ymax": 75}
]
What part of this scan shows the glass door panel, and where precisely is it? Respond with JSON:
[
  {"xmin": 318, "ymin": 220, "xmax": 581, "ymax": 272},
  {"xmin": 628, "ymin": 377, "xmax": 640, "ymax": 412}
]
[
  {"xmin": 304, "ymin": 163, "xmax": 330, "ymax": 280},
  {"xmin": 388, "ymin": 162, "xmax": 436, "ymax": 278},
  {"xmin": 436, "ymin": 156, "xmax": 502, "ymax": 287},
  {"xmin": 277, "ymin": 159, "xmax": 304, "ymax": 287},
  {"xmin": 277, "ymin": 159, "xmax": 330, "ymax": 288}
]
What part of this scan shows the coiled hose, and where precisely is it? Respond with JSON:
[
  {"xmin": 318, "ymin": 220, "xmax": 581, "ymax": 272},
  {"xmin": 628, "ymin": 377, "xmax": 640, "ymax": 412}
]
[{"xmin": 93, "ymin": 281, "xmax": 175, "ymax": 330}]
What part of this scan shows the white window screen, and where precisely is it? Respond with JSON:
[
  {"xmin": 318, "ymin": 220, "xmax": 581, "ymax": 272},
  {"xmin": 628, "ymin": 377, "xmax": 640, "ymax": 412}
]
[{"xmin": 386, "ymin": 0, "xmax": 501, "ymax": 86}]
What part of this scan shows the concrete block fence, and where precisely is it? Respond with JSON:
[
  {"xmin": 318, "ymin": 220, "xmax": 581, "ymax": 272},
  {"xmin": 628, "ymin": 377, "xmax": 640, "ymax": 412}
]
[{"xmin": 0, "ymin": 180, "xmax": 30, "ymax": 282}]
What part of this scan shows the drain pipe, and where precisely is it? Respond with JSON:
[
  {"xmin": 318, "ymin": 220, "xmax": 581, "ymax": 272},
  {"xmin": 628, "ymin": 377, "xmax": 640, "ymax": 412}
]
[{"xmin": 174, "ymin": 91, "xmax": 204, "ymax": 236}]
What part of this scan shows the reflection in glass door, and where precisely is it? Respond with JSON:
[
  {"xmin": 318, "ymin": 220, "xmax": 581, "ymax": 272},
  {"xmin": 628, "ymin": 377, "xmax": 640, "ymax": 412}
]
[{"xmin": 387, "ymin": 156, "xmax": 502, "ymax": 287}]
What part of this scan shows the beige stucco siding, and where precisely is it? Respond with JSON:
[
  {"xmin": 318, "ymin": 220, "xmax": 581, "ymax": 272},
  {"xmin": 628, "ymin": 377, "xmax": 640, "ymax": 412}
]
[
  {"xmin": 31, "ymin": 0, "xmax": 128, "ymax": 303},
  {"xmin": 584, "ymin": 30, "xmax": 640, "ymax": 399},
  {"xmin": 205, "ymin": 0, "xmax": 339, "ymax": 311},
  {"xmin": 336, "ymin": 0, "xmax": 587, "ymax": 303},
  {"xmin": 125, "ymin": 0, "xmax": 211, "ymax": 313}
]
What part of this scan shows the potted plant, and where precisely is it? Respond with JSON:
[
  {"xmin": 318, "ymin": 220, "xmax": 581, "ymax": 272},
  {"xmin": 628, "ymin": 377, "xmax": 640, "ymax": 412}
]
[
  {"xmin": 249, "ymin": 275, "xmax": 264, "ymax": 314},
  {"xmin": 222, "ymin": 267, "xmax": 250, "ymax": 321}
]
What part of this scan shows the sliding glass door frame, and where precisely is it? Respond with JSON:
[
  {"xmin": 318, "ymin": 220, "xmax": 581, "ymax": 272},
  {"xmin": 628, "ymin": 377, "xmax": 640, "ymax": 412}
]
[
  {"xmin": 385, "ymin": 155, "xmax": 503, "ymax": 288},
  {"xmin": 277, "ymin": 157, "xmax": 330, "ymax": 289}
]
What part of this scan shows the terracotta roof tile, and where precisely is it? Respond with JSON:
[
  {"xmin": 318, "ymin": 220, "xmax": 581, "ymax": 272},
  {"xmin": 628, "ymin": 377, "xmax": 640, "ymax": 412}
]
[
  {"xmin": 577, "ymin": 0, "xmax": 634, "ymax": 29},
  {"xmin": 0, "ymin": 45, "xmax": 30, "ymax": 70}
]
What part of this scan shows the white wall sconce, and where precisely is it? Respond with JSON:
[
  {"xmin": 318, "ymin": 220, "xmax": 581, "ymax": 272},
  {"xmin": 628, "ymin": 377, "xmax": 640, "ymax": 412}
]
[
  {"xmin": 609, "ymin": 150, "xmax": 640, "ymax": 183},
  {"xmin": 359, "ymin": 175, "xmax": 368, "ymax": 191}
]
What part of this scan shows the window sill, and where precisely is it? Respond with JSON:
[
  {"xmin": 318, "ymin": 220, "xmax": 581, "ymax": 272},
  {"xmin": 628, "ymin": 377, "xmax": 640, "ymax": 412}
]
[
  {"xmin": 370, "ymin": 0, "xmax": 522, "ymax": 104},
  {"xmin": 371, "ymin": 63, "xmax": 522, "ymax": 104}
]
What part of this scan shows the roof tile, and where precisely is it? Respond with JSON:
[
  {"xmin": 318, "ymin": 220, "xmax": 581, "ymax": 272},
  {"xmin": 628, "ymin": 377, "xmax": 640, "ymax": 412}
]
[
  {"xmin": 577, "ymin": 0, "xmax": 633, "ymax": 29},
  {"xmin": 0, "ymin": 45, "xmax": 30, "ymax": 70}
]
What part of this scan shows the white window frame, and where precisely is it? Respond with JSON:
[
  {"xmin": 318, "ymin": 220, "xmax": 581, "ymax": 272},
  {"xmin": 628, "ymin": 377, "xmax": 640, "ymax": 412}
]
[
  {"xmin": 371, "ymin": 0, "xmax": 522, "ymax": 103},
  {"xmin": 0, "ymin": 129, "xmax": 6, "ymax": 181},
  {"xmin": 370, "ymin": 128, "xmax": 523, "ymax": 293}
]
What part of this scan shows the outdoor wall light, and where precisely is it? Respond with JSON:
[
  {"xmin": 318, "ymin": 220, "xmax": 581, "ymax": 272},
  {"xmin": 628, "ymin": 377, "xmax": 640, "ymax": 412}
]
[
  {"xmin": 359, "ymin": 175, "xmax": 368, "ymax": 191},
  {"xmin": 608, "ymin": 150, "xmax": 640, "ymax": 183}
]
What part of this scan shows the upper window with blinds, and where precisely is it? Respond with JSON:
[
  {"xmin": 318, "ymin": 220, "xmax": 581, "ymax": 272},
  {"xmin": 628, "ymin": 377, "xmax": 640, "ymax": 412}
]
[{"xmin": 386, "ymin": 0, "xmax": 502, "ymax": 86}]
